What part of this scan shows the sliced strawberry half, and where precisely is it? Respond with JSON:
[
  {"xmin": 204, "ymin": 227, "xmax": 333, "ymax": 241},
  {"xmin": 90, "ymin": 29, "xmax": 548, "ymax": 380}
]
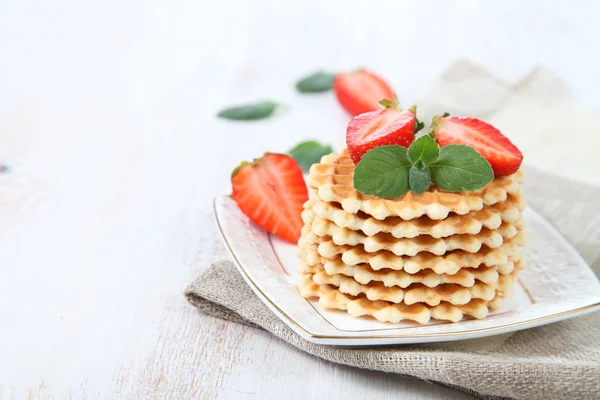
[
  {"xmin": 431, "ymin": 116, "xmax": 523, "ymax": 176},
  {"xmin": 231, "ymin": 153, "xmax": 308, "ymax": 243},
  {"xmin": 334, "ymin": 69, "xmax": 395, "ymax": 116},
  {"xmin": 346, "ymin": 107, "xmax": 416, "ymax": 164}
]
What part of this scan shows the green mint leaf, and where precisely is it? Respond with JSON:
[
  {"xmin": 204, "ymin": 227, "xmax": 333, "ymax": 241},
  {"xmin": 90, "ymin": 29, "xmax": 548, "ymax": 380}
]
[
  {"xmin": 378, "ymin": 99, "xmax": 398, "ymax": 108},
  {"xmin": 288, "ymin": 140, "xmax": 333, "ymax": 172},
  {"xmin": 441, "ymin": 112, "xmax": 450, "ymax": 117},
  {"xmin": 408, "ymin": 134, "xmax": 439, "ymax": 165},
  {"xmin": 409, "ymin": 165, "xmax": 431, "ymax": 194},
  {"xmin": 429, "ymin": 144, "xmax": 494, "ymax": 191},
  {"xmin": 217, "ymin": 101, "xmax": 279, "ymax": 120},
  {"xmin": 353, "ymin": 145, "xmax": 411, "ymax": 199},
  {"xmin": 295, "ymin": 71, "xmax": 336, "ymax": 93}
]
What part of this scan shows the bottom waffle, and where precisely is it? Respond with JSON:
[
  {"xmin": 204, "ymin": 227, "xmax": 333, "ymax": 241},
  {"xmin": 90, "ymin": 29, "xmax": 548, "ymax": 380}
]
[{"xmin": 298, "ymin": 266, "xmax": 521, "ymax": 324}]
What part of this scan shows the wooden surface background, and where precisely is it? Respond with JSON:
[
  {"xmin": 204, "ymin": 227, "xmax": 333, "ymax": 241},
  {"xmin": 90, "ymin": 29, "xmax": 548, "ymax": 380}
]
[{"xmin": 1, "ymin": 1, "xmax": 599, "ymax": 398}]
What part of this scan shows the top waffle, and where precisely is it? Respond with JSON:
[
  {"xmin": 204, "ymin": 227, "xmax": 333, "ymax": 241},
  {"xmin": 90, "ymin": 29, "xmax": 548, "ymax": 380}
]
[{"xmin": 308, "ymin": 148, "xmax": 524, "ymax": 220}]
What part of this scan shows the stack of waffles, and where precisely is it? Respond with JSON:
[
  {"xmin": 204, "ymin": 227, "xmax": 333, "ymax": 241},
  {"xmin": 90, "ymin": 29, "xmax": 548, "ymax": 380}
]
[{"xmin": 297, "ymin": 148, "xmax": 528, "ymax": 324}]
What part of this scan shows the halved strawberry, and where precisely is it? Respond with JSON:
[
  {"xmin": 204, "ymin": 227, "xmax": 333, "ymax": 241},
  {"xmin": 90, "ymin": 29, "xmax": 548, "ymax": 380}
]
[
  {"xmin": 431, "ymin": 116, "xmax": 523, "ymax": 176},
  {"xmin": 334, "ymin": 69, "xmax": 395, "ymax": 116},
  {"xmin": 231, "ymin": 153, "xmax": 308, "ymax": 243},
  {"xmin": 346, "ymin": 107, "xmax": 416, "ymax": 164}
]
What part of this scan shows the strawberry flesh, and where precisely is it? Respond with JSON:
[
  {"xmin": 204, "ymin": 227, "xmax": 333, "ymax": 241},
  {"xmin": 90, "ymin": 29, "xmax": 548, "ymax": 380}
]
[
  {"xmin": 231, "ymin": 153, "xmax": 308, "ymax": 243},
  {"xmin": 334, "ymin": 69, "xmax": 395, "ymax": 116},
  {"xmin": 434, "ymin": 117, "xmax": 523, "ymax": 176},
  {"xmin": 346, "ymin": 108, "xmax": 415, "ymax": 164}
]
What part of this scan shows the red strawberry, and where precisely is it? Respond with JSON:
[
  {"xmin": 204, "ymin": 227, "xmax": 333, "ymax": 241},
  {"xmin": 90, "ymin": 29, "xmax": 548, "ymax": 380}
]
[
  {"xmin": 431, "ymin": 116, "xmax": 523, "ymax": 176},
  {"xmin": 334, "ymin": 69, "xmax": 395, "ymax": 116},
  {"xmin": 346, "ymin": 107, "xmax": 416, "ymax": 164},
  {"xmin": 231, "ymin": 153, "xmax": 308, "ymax": 243}
]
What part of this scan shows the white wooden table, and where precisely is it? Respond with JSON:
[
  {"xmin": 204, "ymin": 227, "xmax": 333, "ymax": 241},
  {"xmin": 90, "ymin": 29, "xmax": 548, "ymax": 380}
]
[{"xmin": 1, "ymin": 1, "xmax": 599, "ymax": 398}]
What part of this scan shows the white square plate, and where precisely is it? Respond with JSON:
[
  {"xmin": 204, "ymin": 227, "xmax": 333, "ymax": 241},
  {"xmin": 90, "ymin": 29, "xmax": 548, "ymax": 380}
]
[{"xmin": 214, "ymin": 195, "xmax": 600, "ymax": 346}]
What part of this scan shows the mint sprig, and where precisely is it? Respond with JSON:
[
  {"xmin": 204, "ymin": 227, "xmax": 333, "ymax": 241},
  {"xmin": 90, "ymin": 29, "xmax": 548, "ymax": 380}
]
[
  {"xmin": 296, "ymin": 71, "xmax": 336, "ymax": 93},
  {"xmin": 289, "ymin": 140, "xmax": 333, "ymax": 172},
  {"xmin": 217, "ymin": 101, "xmax": 279, "ymax": 120},
  {"xmin": 353, "ymin": 134, "xmax": 494, "ymax": 198}
]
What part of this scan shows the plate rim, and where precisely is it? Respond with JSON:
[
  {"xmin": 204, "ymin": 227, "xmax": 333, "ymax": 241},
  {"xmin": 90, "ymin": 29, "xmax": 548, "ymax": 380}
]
[{"xmin": 213, "ymin": 195, "xmax": 600, "ymax": 343}]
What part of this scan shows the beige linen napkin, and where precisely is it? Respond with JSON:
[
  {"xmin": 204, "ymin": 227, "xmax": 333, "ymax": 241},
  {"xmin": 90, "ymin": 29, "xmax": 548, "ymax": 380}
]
[{"xmin": 186, "ymin": 60, "xmax": 600, "ymax": 400}]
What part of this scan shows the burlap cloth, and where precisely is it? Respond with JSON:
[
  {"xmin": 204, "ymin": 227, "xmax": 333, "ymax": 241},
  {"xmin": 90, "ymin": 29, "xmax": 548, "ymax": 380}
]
[{"xmin": 186, "ymin": 60, "xmax": 600, "ymax": 400}]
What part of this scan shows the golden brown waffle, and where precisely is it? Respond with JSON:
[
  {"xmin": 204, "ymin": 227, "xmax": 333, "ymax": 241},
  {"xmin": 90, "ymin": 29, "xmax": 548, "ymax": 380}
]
[
  {"xmin": 302, "ymin": 257, "xmax": 504, "ymax": 287},
  {"xmin": 309, "ymin": 216, "xmax": 525, "ymax": 256},
  {"xmin": 311, "ymin": 268, "xmax": 498, "ymax": 305},
  {"xmin": 346, "ymin": 243, "xmax": 518, "ymax": 275},
  {"xmin": 299, "ymin": 275, "xmax": 492, "ymax": 323},
  {"xmin": 298, "ymin": 227, "xmax": 523, "ymax": 275},
  {"xmin": 309, "ymin": 195, "xmax": 524, "ymax": 238},
  {"xmin": 301, "ymin": 247, "xmax": 519, "ymax": 276},
  {"xmin": 307, "ymin": 149, "xmax": 524, "ymax": 220}
]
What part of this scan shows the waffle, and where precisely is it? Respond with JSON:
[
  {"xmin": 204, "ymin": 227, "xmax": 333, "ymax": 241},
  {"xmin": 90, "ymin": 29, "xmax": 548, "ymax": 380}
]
[
  {"xmin": 309, "ymin": 216, "xmax": 526, "ymax": 256},
  {"xmin": 345, "ymin": 243, "xmax": 518, "ymax": 275},
  {"xmin": 301, "ymin": 246, "xmax": 519, "ymax": 275},
  {"xmin": 309, "ymin": 195, "xmax": 524, "ymax": 238},
  {"xmin": 300, "ymin": 275, "xmax": 504, "ymax": 323},
  {"xmin": 303, "ymin": 256, "xmax": 506, "ymax": 287},
  {"xmin": 298, "ymin": 226, "xmax": 523, "ymax": 275},
  {"xmin": 311, "ymin": 268, "xmax": 498, "ymax": 305},
  {"xmin": 308, "ymin": 149, "xmax": 524, "ymax": 220}
]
